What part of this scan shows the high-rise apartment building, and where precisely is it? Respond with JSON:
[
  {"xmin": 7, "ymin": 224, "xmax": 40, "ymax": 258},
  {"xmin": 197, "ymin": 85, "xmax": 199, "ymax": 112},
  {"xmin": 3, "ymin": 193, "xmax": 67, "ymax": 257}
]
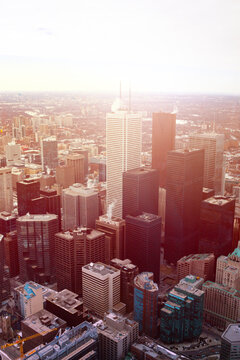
[
  {"xmin": 96, "ymin": 215, "xmax": 126, "ymax": 262},
  {"xmin": 0, "ymin": 234, "xmax": 10, "ymax": 303},
  {"xmin": 62, "ymin": 184, "xmax": 99, "ymax": 230},
  {"xmin": 165, "ymin": 149, "xmax": 204, "ymax": 264},
  {"xmin": 189, "ymin": 133, "xmax": 224, "ymax": 194},
  {"xmin": 177, "ymin": 253, "xmax": 215, "ymax": 282},
  {"xmin": 160, "ymin": 282, "xmax": 204, "ymax": 344},
  {"xmin": 152, "ymin": 112, "xmax": 176, "ymax": 187},
  {"xmin": 220, "ymin": 323, "xmax": 240, "ymax": 360},
  {"xmin": 98, "ymin": 312, "xmax": 139, "ymax": 360},
  {"xmin": 55, "ymin": 228, "xmax": 106, "ymax": 295},
  {"xmin": 203, "ymin": 281, "xmax": 240, "ymax": 329},
  {"xmin": 17, "ymin": 214, "xmax": 58, "ymax": 283},
  {"xmin": 82, "ymin": 262, "xmax": 123, "ymax": 317},
  {"xmin": 111, "ymin": 258, "xmax": 139, "ymax": 313},
  {"xmin": 126, "ymin": 213, "xmax": 161, "ymax": 282},
  {"xmin": 0, "ymin": 167, "xmax": 13, "ymax": 212},
  {"xmin": 106, "ymin": 102, "xmax": 142, "ymax": 218},
  {"xmin": 4, "ymin": 141, "xmax": 21, "ymax": 166},
  {"xmin": 134, "ymin": 272, "xmax": 158, "ymax": 338},
  {"xmin": 199, "ymin": 196, "xmax": 235, "ymax": 259},
  {"xmin": 216, "ymin": 241, "xmax": 240, "ymax": 290},
  {"xmin": 41, "ymin": 136, "xmax": 58, "ymax": 171},
  {"xmin": 122, "ymin": 167, "xmax": 159, "ymax": 219},
  {"xmin": 66, "ymin": 153, "xmax": 85, "ymax": 184}
]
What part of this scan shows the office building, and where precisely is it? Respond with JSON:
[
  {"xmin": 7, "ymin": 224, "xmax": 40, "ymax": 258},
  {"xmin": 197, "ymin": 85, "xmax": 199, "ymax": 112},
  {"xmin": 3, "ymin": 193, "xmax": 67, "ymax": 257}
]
[
  {"xmin": 0, "ymin": 235, "xmax": 10, "ymax": 303},
  {"xmin": 5, "ymin": 141, "xmax": 21, "ymax": 166},
  {"xmin": 4, "ymin": 230, "xmax": 19, "ymax": 277},
  {"xmin": 106, "ymin": 101, "xmax": 142, "ymax": 218},
  {"xmin": 17, "ymin": 214, "xmax": 58, "ymax": 283},
  {"xmin": 14, "ymin": 281, "xmax": 43, "ymax": 318},
  {"xmin": 189, "ymin": 133, "xmax": 224, "ymax": 194},
  {"xmin": 46, "ymin": 289, "xmax": 85, "ymax": 327},
  {"xmin": 203, "ymin": 281, "xmax": 240, "ymax": 329},
  {"xmin": 96, "ymin": 215, "xmax": 126, "ymax": 262},
  {"xmin": 98, "ymin": 312, "xmax": 139, "ymax": 360},
  {"xmin": 70, "ymin": 147, "xmax": 89, "ymax": 177},
  {"xmin": 56, "ymin": 165, "xmax": 75, "ymax": 188},
  {"xmin": 123, "ymin": 167, "xmax": 159, "ymax": 219},
  {"xmin": 179, "ymin": 274, "xmax": 204, "ymax": 289},
  {"xmin": 55, "ymin": 228, "xmax": 106, "ymax": 295},
  {"xmin": 177, "ymin": 253, "xmax": 215, "ymax": 282},
  {"xmin": 62, "ymin": 183, "xmax": 99, "ymax": 230},
  {"xmin": 111, "ymin": 258, "xmax": 139, "ymax": 313},
  {"xmin": 160, "ymin": 282, "xmax": 204, "ymax": 344},
  {"xmin": 17, "ymin": 178, "xmax": 43, "ymax": 216},
  {"xmin": 66, "ymin": 153, "xmax": 85, "ymax": 183},
  {"xmin": 126, "ymin": 213, "xmax": 161, "ymax": 282},
  {"xmin": 216, "ymin": 241, "xmax": 240, "ymax": 290},
  {"xmin": 199, "ymin": 196, "xmax": 235, "ymax": 259},
  {"xmin": 220, "ymin": 323, "xmax": 240, "ymax": 360},
  {"xmin": 21, "ymin": 308, "xmax": 66, "ymax": 353},
  {"xmin": 134, "ymin": 272, "xmax": 158, "ymax": 338},
  {"xmin": 82, "ymin": 262, "xmax": 125, "ymax": 317},
  {"xmin": 152, "ymin": 111, "xmax": 176, "ymax": 187},
  {"xmin": 0, "ymin": 167, "xmax": 13, "ymax": 213},
  {"xmin": 165, "ymin": 149, "xmax": 204, "ymax": 264},
  {"xmin": 41, "ymin": 136, "xmax": 58, "ymax": 171},
  {"xmin": 23, "ymin": 321, "xmax": 98, "ymax": 360},
  {"xmin": 40, "ymin": 188, "xmax": 61, "ymax": 230},
  {"xmin": 0, "ymin": 211, "xmax": 16, "ymax": 236}
]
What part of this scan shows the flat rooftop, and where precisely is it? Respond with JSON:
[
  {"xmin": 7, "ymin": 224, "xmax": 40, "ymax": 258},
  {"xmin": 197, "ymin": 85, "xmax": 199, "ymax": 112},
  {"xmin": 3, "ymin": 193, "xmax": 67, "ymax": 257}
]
[
  {"xmin": 83, "ymin": 262, "xmax": 119, "ymax": 276},
  {"xmin": 47, "ymin": 289, "xmax": 82, "ymax": 314},
  {"xmin": 0, "ymin": 211, "xmax": 16, "ymax": 220},
  {"xmin": 22, "ymin": 309, "xmax": 65, "ymax": 334},
  {"xmin": 134, "ymin": 272, "xmax": 158, "ymax": 291},
  {"xmin": 204, "ymin": 196, "xmax": 234, "ymax": 206},
  {"xmin": 124, "ymin": 167, "xmax": 157, "ymax": 175},
  {"xmin": 178, "ymin": 253, "xmax": 214, "ymax": 262},
  {"xmin": 17, "ymin": 214, "xmax": 58, "ymax": 222}
]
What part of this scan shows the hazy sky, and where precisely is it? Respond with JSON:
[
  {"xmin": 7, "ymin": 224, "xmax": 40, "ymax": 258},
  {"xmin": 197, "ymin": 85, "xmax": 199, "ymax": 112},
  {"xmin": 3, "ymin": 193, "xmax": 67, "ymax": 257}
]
[{"xmin": 1, "ymin": 0, "xmax": 240, "ymax": 94}]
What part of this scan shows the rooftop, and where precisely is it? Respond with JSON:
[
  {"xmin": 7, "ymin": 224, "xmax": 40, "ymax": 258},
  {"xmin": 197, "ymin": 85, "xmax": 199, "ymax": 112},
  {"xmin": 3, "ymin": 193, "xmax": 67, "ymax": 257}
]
[
  {"xmin": 47, "ymin": 289, "xmax": 82, "ymax": 314},
  {"xmin": 124, "ymin": 167, "xmax": 158, "ymax": 175},
  {"xmin": 0, "ymin": 211, "xmax": 16, "ymax": 220},
  {"xmin": 178, "ymin": 253, "xmax": 214, "ymax": 262},
  {"xmin": 134, "ymin": 272, "xmax": 158, "ymax": 292},
  {"xmin": 15, "ymin": 281, "xmax": 42, "ymax": 299},
  {"xmin": 17, "ymin": 213, "xmax": 58, "ymax": 222},
  {"xmin": 204, "ymin": 196, "xmax": 234, "ymax": 206},
  {"xmin": 222, "ymin": 323, "xmax": 240, "ymax": 344},
  {"xmin": 22, "ymin": 309, "xmax": 65, "ymax": 333},
  {"xmin": 83, "ymin": 262, "xmax": 119, "ymax": 276}
]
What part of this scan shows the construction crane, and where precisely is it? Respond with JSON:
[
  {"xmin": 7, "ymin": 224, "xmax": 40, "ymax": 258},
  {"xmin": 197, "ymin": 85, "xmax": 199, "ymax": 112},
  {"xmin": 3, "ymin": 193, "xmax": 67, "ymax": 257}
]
[{"xmin": 1, "ymin": 327, "xmax": 58, "ymax": 359}]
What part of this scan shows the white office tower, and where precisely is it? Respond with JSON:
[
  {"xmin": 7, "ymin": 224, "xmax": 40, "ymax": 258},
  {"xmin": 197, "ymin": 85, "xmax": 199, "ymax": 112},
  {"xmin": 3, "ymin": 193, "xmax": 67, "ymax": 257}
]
[
  {"xmin": 189, "ymin": 133, "xmax": 224, "ymax": 195},
  {"xmin": 0, "ymin": 167, "xmax": 13, "ymax": 212},
  {"xmin": 5, "ymin": 141, "xmax": 21, "ymax": 166},
  {"xmin": 106, "ymin": 99, "xmax": 142, "ymax": 217},
  {"xmin": 62, "ymin": 183, "xmax": 99, "ymax": 230}
]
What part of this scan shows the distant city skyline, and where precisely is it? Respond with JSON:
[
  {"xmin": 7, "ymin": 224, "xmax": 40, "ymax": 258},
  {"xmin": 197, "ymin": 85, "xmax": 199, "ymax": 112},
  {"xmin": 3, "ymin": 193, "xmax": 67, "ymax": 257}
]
[{"xmin": 1, "ymin": 0, "xmax": 240, "ymax": 94}]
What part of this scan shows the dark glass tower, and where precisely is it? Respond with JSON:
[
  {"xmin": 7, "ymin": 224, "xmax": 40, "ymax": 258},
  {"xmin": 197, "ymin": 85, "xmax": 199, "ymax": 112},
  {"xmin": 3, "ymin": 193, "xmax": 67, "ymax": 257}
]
[
  {"xmin": 165, "ymin": 149, "xmax": 204, "ymax": 264},
  {"xmin": 125, "ymin": 213, "xmax": 161, "ymax": 282},
  {"xmin": 152, "ymin": 112, "xmax": 176, "ymax": 187},
  {"xmin": 123, "ymin": 167, "xmax": 159, "ymax": 219}
]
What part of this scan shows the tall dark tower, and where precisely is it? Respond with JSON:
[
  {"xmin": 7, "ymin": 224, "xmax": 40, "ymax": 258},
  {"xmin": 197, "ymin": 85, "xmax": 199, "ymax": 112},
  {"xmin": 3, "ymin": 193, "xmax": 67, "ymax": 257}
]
[
  {"xmin": 0, "ymin": 234, "xmax": 10, "ymax": 303},
  {"xmin": 125, "ymin": 213, "xmax": 161, "ymax": 283},
  {"xmin": 40, "ymin": 188, "xmax": 61, "ymax": 231},
  {"xmin": 165, "ymin": 149, "xmax": 204, "ymax": 264},
  {"xmin": 17, "ymin": 179, "xmax": 46, "ymax": 216},
  {"xmin": 123, "ymin": 167, "xmax": 159, "ymax": 219},
  {"xmin": 152, "ymin": 112, "xmax": 176, "ymax": 187}
]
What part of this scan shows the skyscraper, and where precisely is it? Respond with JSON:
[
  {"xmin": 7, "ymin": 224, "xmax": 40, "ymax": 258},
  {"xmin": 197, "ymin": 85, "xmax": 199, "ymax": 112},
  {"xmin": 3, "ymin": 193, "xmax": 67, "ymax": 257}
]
[
  {"xmin": 0, "ymin": 234, "xmax": 10, "ymax": 303},
  {"xmin": 66, "ymin": 153, "xmax": 85, "ymax": 184},
  {"xmin": 189, "ymin": 133, "xmax": 224, "ymax": 194},
  {"xmin": 134, "ymin": 272, "xmax": 158, "ymax": 338},
  {"xmin": 62, "ymin": 184, "xmax": 99, "ymax": 230},
  {"xmin": 165, "ymin": 149, "xmax": 204, "ymax": 264},
  {"xmin": 106, "ymin": 100, "xmax": 142, "ymax": 218},
  {"xmin": 0, "ymin": 167, "xmax": 13, "ymax": 212},
  {"xmin": 55, "ymin": 228, "xmax": 106, "ymax": 295},
  {"xmin": 123, "ymin": 167, "xmax": 159, "ymax": 219},
  {"xmin": 17, "ymin": 214, "xmax": 58, "ymax": 283},
  {"xmin": 4, "ymin": 141, "xmax": 21, "ymax": 166},
  {"xmin": 82, "ymin": 262, "xmax": 124, "ymax": 317},
  {"xmin": 152, "ymin": 112, "xmax": 176, "ymax": 187},
  {"xmin": 199, "ymin": 196, "xmax": 235, "ymax": 258},
  {"xmin": 40, "ymin": 188, "xmax": 61, "ymax": 231},
  {"xmin": 220, "ymin": 323, "xmax": 240, "ymax": 360},
  {"xmin": 17, "ymin": 178, "xmax": 44, "ymax": 216},
  {"xmin": 41, "ymin": 136, "xmax": 58, "ymax": 171},
  {"xmin": 125, "ymin": 213, "xmax": 161, "ymax": 282},
  {"xmin": 96, "ymin": 214, "xmax": 126, "ymax": 262}
]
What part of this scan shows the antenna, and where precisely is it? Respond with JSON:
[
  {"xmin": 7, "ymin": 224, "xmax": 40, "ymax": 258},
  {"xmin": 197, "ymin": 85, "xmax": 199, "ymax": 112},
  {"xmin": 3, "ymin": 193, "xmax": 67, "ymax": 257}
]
[{"xmin": 129, "ymin": 82, "xmax": 131, "ymax": 112}]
